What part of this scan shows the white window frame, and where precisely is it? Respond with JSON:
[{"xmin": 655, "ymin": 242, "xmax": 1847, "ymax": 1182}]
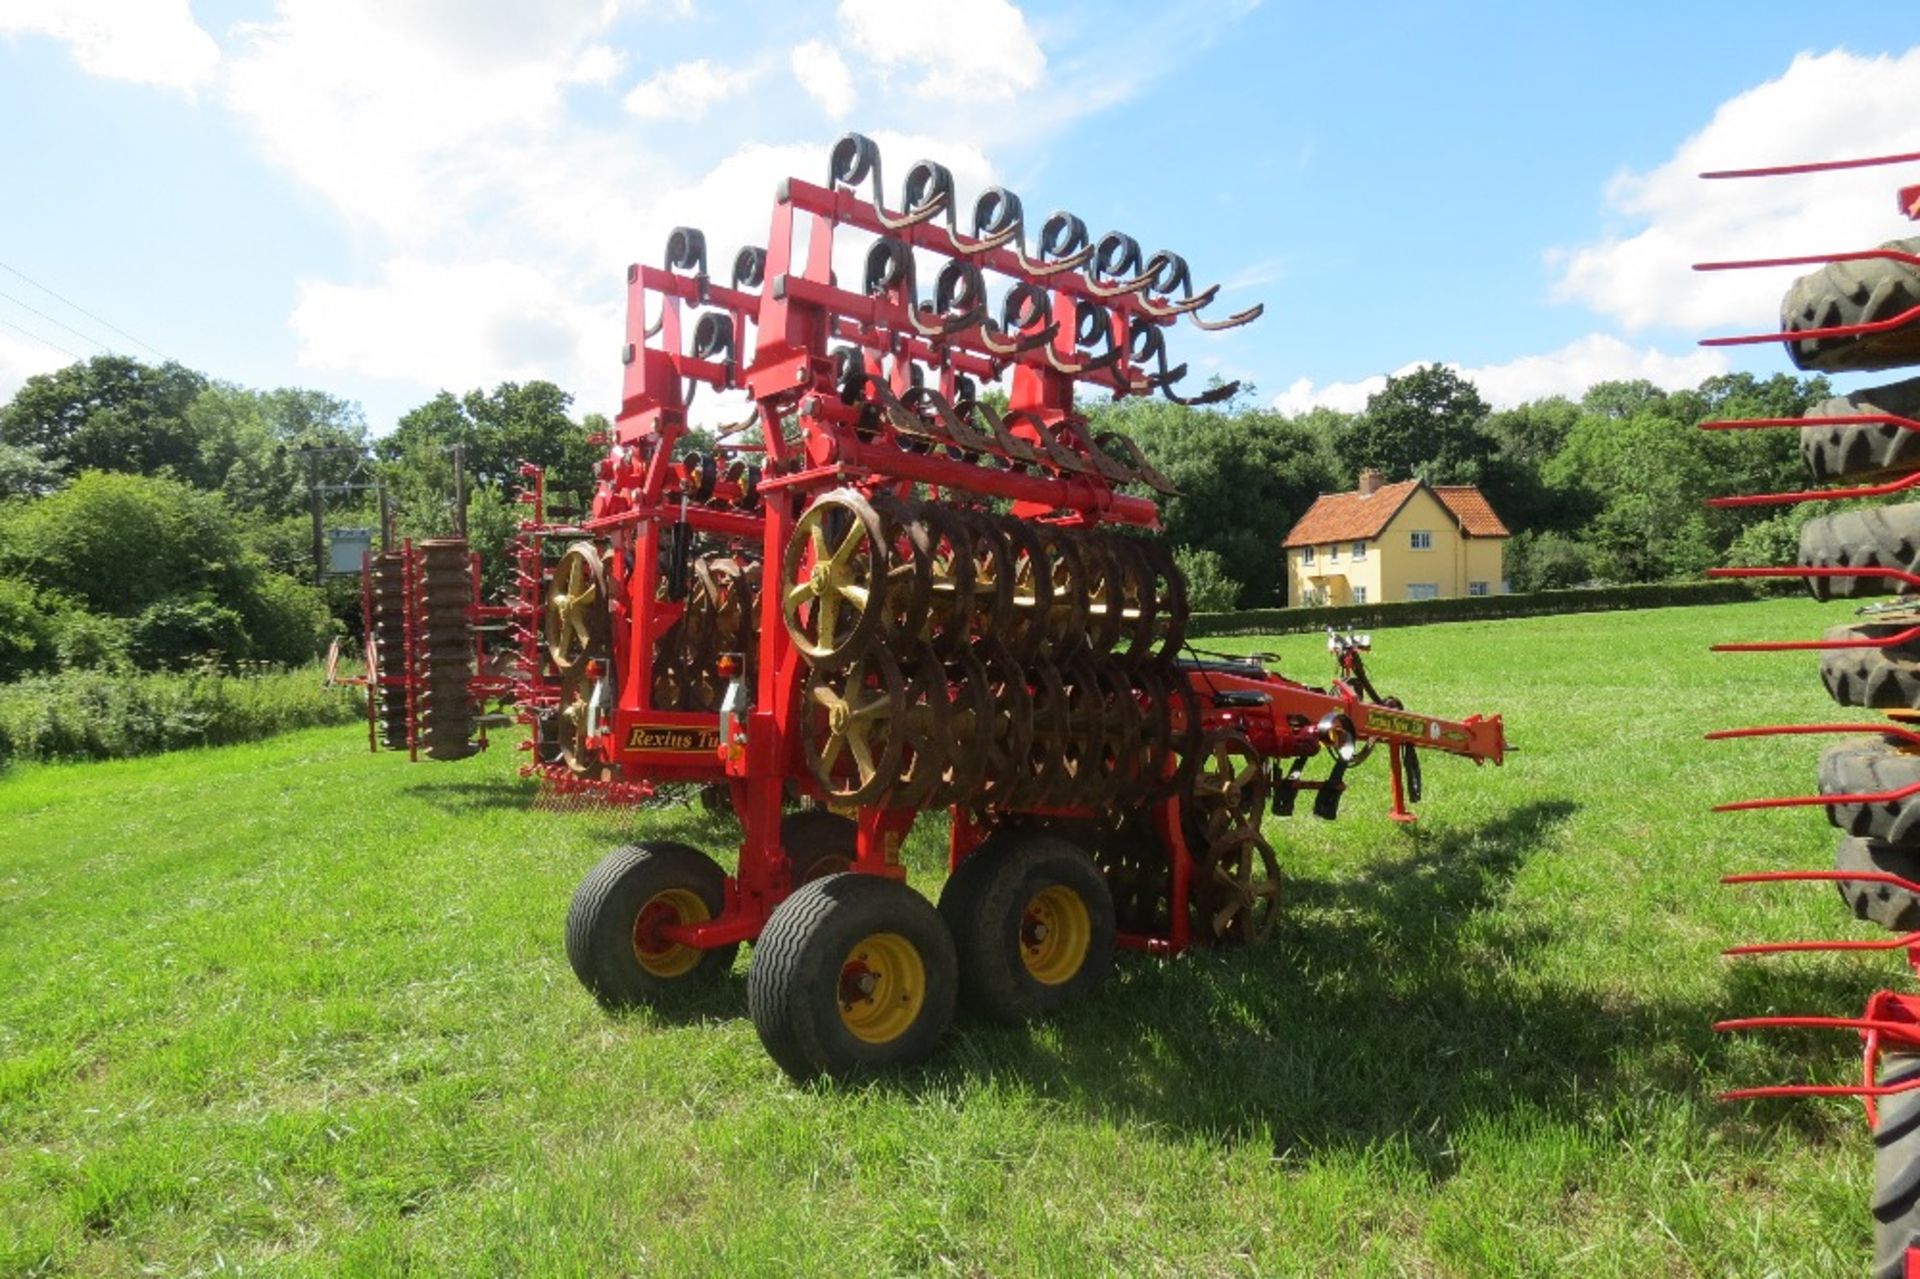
[
  {"xmin": 1301, "ymin": 546, "xmax": 1314, "ymax": 565},
  {"xmin": 1327, "ymin": 542, "xmax": 1340, "ymax": 563},
  {"xmin": 1406, "ymin": 583, "xmax": 1439, "ymax": 601},
  {"xmin": 1410, "ymin": 530, "xmax": 1433, "ymax": 551},
  {"xmin": 1468, "ymin": 581, "xmax": 1489, "ymax": 597},
  {"xmin": 1353, "ymin": 585, "xmax": 1367, "ymax": 604},
  {"xmin": 1351, "ymin": 540, "xmax": 1367, "ymax": 561}
]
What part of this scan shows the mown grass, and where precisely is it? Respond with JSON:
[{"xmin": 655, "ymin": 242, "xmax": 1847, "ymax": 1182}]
[{"xmin": 0, "ymin": 596, "xmax": 1893, "ymax": 1276}]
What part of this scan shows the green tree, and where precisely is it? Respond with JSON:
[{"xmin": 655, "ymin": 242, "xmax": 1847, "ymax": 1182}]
[
  {"xmin": 193, "ymin": 384, "xmax": 369, "ymax": 519},
  {"xmin": 1338, "ymin": 364, "xmax": 1493, "ymax": 485},
  {"xmin": 0, "ymin": 355, "xmax": 210, "ymax": 482},
  {"xmin": 1088, "ymin": 397, "xmax": 1340, "ymax": 606},
  {"xmin": 1172, "ymin": 546, "xmax": 1240, "ymax": 612}
]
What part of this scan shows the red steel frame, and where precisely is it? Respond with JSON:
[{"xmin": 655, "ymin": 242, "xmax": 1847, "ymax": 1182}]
[{"xmin": 421, "ymin": 135, "xmax": 1507, "ymax": 959}]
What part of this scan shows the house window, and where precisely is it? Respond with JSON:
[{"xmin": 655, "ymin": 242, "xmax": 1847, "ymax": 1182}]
[
  {"xmin": 1327, "ymin": 542, "xmax": 1341, "ymax": 563},
  {"xmin": 1406, "ymin": 583, "xmax": 1439, "ymax": 601},
  {"xmin": 1301, "ymin": 546, "xmax": 1314, "ymax": 565},
  {"xmin": 1353, "ymin": 586, "xmax": 1367, "ymax": 604},
  {"xmin": 1410, "ymin": 530, "xmax": 1433, "ymax": 551},
  {"xmin": 1351, "ymin": 540, "xmax": 1367, "ymax": 561},
  {"xmin": 1468, "ymin": 581, "xmax": 1489, "ymax": 597}
]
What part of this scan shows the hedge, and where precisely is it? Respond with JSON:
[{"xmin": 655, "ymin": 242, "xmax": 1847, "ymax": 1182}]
[{"xmin": 1186, "ymin": 579, "xmax": 1779, "ymax": 638}]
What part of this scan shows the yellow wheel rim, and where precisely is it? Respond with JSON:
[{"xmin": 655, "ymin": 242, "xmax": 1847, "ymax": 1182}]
[
  {"xmin": 1020, "ymin": 885, "xmax": 1091, "ymax": 986},
  {"xmin": 837, "ymin": 932, "xmax": 926, "ymax": 1044},
  {"xmin": 632, "ymin": 889, "xmax": 710, "ymax": 978}
]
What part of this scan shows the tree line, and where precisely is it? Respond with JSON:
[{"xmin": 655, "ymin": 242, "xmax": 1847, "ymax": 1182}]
[{"xmin": 0, "ymin": 353, "xmax": 1823, "ymax": 679}]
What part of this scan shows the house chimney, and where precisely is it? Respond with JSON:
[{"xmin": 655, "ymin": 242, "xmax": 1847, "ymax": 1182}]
[{"xmin": 1358, "ymin": 467, "xmax": 1382, "ymax": 497}]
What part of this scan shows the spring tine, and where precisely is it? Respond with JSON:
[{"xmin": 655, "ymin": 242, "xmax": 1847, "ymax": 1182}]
[
  {"xmin": 1723, "ymin": 869, "xmax": 1920, "ymax": 895},
  {"xmin": 1724, "ymin": 932, "xmax": 1920, "ymax": 956},
  {"xmin": 1708, "ymin": 469, "xmax": 1920, "ymax": 508},
  {"xmin": 1701, "ymin": 300, "xmax": 1920, "ymax": 349},
  {"xmin": 1707, "ymin": 723, "xmax": 1920, "ymax": 748},
  {"xmin": 1701, "ymin": 412, "xmax": 1920, "ymax": 434},
  {"xmin": 1713, "ymin": 620, "xmax": 1920, "ymax": 654},
  {"xmin": 1710, "ymin": 565, "xmax": 1920, "ymax": 591},
  {"xmin": 1718, "ymin": 1077, "xmax": 1920, "ymax": 1103},
  {"xmin": 1700, "ymin": 149, "xmax": 1920, "ymax": 179},
  {"xmin": 1695, "ymin": 245, "xmax": 1920, "ymax": 273},
  {"xmin": 1138, "ymin": 283, "xmax": 1222, "ymax": 319},
  {"xmin": 1713, "ymin": 773, "xmax": 1920, "ymax": 813}
]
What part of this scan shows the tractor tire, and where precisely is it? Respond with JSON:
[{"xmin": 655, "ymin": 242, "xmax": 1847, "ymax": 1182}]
[
  {"xmin": 1820, "ymin": 621, "xmax": 1920, "ymax": 709},
  {"xmin": 1874, "ymin": 1053, "xmax": 1920, "ymax": 1279},
  {"xmin": 781, "ymin": 810, "xmax": 857, "ymax": 885},
  {"xmin": 1801, "ymin": 377, "xmax": 1920, "ymax": 484},
  {"xmin": 937, "ymin": 831, "xmax": 1115, "ymax": 1024},
  {"xmin": 1835, "ymin": 835, "xmax": 1920, "ymax": 933},
  {"xmin": 746, "ymin": 873, "xmax": 957, "ymax": 1082},
  {"xmin": 1798, "ymin": 504, "xmax": 1920, "ymax": 600},
  {"xmin": 1820, "ymin": 738, "xmax": 1920, "ymax": 847},
  {"xmin": 565, "ymin": 842, "xmax": 737, "ymax": 1007},
  {"xmin": 1780, "ymin": 237, "xmax": 1920, "ymax": 374}
]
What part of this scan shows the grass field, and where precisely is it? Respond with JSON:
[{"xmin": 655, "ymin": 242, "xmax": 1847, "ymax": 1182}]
[{"xmin": 0, "ymin": 596, "xmax": 1899, "ymax": 1276}]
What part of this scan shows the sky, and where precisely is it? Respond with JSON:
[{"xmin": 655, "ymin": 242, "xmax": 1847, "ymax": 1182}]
[{"xmin": 1, "ymin": 1, "xmax": 1917, "ymax": 434}]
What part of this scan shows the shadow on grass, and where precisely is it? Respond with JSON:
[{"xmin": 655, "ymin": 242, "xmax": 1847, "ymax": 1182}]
[{"xmin": 878, "ymin": 799, "xmax": 1882, "ymax": 1175}]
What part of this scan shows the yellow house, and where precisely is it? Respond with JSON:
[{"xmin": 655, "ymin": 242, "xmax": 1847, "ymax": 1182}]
[{"xmin": 1280, "ymin": 469, "xmax": 1511, "ymax": 606}]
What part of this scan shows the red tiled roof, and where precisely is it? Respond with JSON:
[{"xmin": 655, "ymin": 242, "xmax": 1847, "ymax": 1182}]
[
  {"xmin": 1432, "ymin": 486, "xmax": 1511, "ymax": 537},
  {"xmin": 1280, "ymin": 479, "xmax": 1510, "ymax": 547},
  {"xmin": 1279, "ymin": 479, "xmax": 1421, "ymax": 547}
]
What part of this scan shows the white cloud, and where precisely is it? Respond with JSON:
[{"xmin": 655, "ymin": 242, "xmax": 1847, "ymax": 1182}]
[
  {"xmin": 622, "ymin": 58, "xmax": 759, "ymax": 121},
  {"xmin": 839, "ymin": 0, "xmax": 1043, "ymax": 100},
  {"xmin": 566, "ymin": 43, "xmax": 626, "ymax": 86},
  {"xmin": 791, "ymin": 39, "xmax": 855, "ymax": 120},
  {"xmin": 290, "ymin": 258, "xmax": 613, "ymax": 396},
  {"xmin": 1552, "ymin": 48, "xmax": 1920, "ymax": 334},
  {"xmin": 0, "ymin": 0, "xmax": 219, "ymax": 92},
  {"xmin": 1269, "ymin": 334, "xmax": 1730, "ymax": 416}
]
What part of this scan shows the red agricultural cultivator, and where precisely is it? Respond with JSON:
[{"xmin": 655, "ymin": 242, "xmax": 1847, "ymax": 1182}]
[
  {"xmin": 356, "ymin": 134, "xmax": 1506, "ymax": 1079},
  {"xmin": 1699, "ymin": 147, "xmax": 1920, "ymax": 1277}
]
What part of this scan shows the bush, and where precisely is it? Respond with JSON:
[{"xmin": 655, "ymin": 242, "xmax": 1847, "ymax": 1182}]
[
  {"xmin": 0, "ymin": 664, "xmax": 362, "ymax": 764},
  {"xmin": 131, "ymin": 595, "xmax": 252, "ymax": 666},
  {"xmin": 49, "ymin": 606, "xmax": 131, "ymax": 671},
  {"xmin": 235, "ymin": 571, "xmax": 335, "ymax": 666}
]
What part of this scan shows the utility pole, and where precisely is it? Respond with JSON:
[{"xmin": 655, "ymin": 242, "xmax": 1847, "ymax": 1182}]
[
  {"xmin": 305, "ymin": 446, "xmax": 325, "ymax": 587},
  {"xmin": 452, "ymin": 443, "xmax": 468, "ymax": 540}
]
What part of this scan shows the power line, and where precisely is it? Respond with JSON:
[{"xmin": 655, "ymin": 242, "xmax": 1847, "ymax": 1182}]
[
  {"xmin": 0, "ymin": 315, "xmax": 84, "ymax": 363},
  {"xmin": 0, "ymin": 259, "xmax": 168, "ymax": 362},
  {"xmin": 0, "ymin": 287, "xmax": 113, "ymax": 358}
]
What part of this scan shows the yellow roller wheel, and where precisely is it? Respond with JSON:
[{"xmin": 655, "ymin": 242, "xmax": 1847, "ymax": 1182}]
[
  {"xmin": 836, "ymin": 932, "xmax": 926, "ymax": 1044},
  {"xmin": 632, "ymin": 888, "xmax": 711, "ymax": 978},
  {"xmin": 1019, "ymin": 885, "xmax": 1092, "ymax": 986}
]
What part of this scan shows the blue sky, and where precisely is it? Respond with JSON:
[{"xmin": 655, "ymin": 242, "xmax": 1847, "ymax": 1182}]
[{"xmin": 2, "ymin": 1, "xmax": 1917, "ymax": 432}]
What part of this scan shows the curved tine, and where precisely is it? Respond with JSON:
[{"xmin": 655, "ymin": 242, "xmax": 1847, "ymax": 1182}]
[
  {"xmin": 929, "ymin": 260, "xmax": 989, "ymax": 335},
  {"xmin": 873, "ymin": 378, "xmax": 945, "ymax": 442},
  {"xmin": 832, "ymin": 131, "xmax": 923, "ymax": 232},
  {"xmin": 981, "ymin": 320, "xmax": 1061, "ymax": 357},
  {"xmin": 972, "ymin": 398, "xmax": 1042, "ymax": 465},
  {"xmin": 731, "ymin": 245, "xmax": 767, "ymax": 292},
  {"xmin": 1020, "ymin": 210, "xmax": 1096, "ymax": 278},
  {"xmin": 1074, "ymin": 300, "xmax": 1127, "ymax": 375},
  {"xmin": 1138, "ymin": 283, "xmax": 1222, "ymax": 319},
  {"xmin": 966, "ymin": 187, "xmax": 1027, "ymax": 256},
  {"xmin": 918, "ymin": 386, "xmax": 997, "ymax": 453},
  {"xmin": 1005, "ymin": 408, "xmax": 1094, "ymax": 475},
  {"xmin": 664, "ymin": 226, "xmax": 708, "ymax": 278},
  {"xmin": 642, "ymin": 292, "xmax": 666, "ymax": 339},
  {"xmin": 1098, "ymin": 430, "xmax": 1178, "ymax": 495},
  {"xmin": 1191, "ymin": 301, "xmax": 1266, "ymax": 332},
  {"xmin": 1077, "ymin": 423, "xmax": 1138, "ymax": 485}
]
